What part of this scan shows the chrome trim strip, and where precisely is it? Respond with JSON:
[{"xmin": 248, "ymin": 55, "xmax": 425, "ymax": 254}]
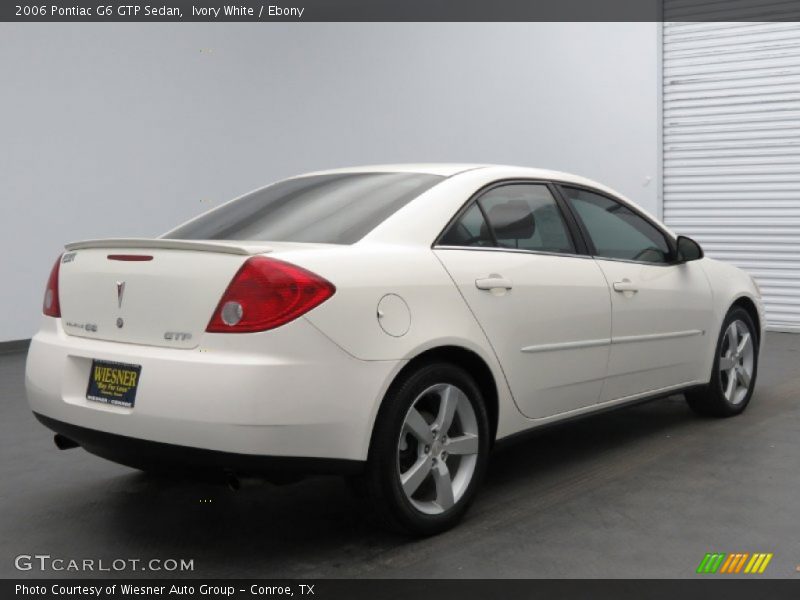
[
  {"xmin": 434, "ymin": 245, "xmax": 595, "ymax": 260},
  {"xmin": 521, "ymin": 338, "xmax": 611, "ymax": 354},
  {"xmin": 611, "ymin": 329, "xmax": 704, "ymax": 345},
  {"xmin": 433, "ymin": 245, "xmax": 686, "ymax": 267},
  {"xmin": 591, "ymin": 255, "xmax": 683, "ymax": 268}
]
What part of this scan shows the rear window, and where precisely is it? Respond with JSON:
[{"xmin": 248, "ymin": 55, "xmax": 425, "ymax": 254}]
[{"xmin": 164, "ymin": 172, "xmax": 444, "ymax": 244}]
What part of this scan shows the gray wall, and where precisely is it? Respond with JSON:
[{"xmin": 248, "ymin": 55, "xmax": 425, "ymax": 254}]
[{"xmin": 0, "ymin": 23, "xmax": 659, "ymax": 342}]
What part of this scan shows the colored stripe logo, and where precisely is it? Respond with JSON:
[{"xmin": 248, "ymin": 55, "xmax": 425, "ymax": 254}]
[{"xmin": 697, "ymin": 552, "xmax": 773, "ymax": 574}]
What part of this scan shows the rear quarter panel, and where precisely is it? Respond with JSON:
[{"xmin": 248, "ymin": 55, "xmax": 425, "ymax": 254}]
[
  {"xmin": 294, "ymin": 246, "xmax": 485, "ymax": 360},
  {"xmin": 274, "ymin": 244, "xmax": 526, "ymax": 439}
]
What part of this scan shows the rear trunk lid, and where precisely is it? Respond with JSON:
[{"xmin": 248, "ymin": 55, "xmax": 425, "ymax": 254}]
[{"xmin": 58, "ymin": 239, "xmax": 272, "ymax": 349}]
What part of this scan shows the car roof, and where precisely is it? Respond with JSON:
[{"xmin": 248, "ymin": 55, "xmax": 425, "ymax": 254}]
[
  {"xmin": 298, "ymin": 163, "xmax": 619, "ymax": 193},
  {"xmin": 298, "ymin": 163, "xmax": 486, "ymax": 177},
  {"xmin": 329, "ymin": 164, "xmax": 672, "ymax": 245}
]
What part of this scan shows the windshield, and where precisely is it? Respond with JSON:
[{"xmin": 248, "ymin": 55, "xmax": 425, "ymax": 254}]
[{"xmin": 164, "ymin": 172, "xmax": 444, "ymax": 244}]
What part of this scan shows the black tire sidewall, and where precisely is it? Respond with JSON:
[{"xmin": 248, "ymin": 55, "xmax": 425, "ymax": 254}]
[{"xmin": 368, "ymin": 362, "xmax": 490, "ymax": 536}]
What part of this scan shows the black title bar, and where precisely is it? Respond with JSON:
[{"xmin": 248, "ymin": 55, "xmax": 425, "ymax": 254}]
[
  {"xmin": 6, "ymin": 579, "xmax": 800, "ymax": 600},
  {"xmin": 4, "ymin": 0, "xmax": 800, "ymax": 22}
]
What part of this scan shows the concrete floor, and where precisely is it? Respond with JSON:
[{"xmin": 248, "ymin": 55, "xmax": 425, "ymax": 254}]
[{"xmin": 1, "ymin": 333, "xmax": 799, "ymax": 579}]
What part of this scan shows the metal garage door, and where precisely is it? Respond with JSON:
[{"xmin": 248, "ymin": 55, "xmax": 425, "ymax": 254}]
[{"xmin": 663, "ymin": 19, "xmax": 800, "ymax": 331}]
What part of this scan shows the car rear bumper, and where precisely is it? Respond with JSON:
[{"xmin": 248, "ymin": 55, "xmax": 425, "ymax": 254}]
[
  {"xmin": 26, "ymin": 317, "xmax": 402, "ymax": 463},
  {"xmin": 34, "ymin": 413, "xmax": 364, "ymax": 477}
]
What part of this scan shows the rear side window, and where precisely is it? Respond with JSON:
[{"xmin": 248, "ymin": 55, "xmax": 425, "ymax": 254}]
[
  {"xmin": 479, "ymin": 185, "xmax": 574, "ymax": 253},
  {"xmin": 438, "ymin": 204, "xmax": 494, "ymax": 247},
  {"xmin": 562, "ymin": 187, "xmax": 671, "ymax": 264},
  {"xmin": 439, "ymin": 183, "xmax": 575, "ymax": 254},
  {"xmin": 165, "ymin": 172, "xmax": 444, "ymax": 245}
]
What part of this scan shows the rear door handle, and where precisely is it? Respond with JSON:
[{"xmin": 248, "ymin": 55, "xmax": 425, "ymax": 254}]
[
  {"xmin": 612, "ymin": 279, "xmax": 638, "ymax": 293},
  {"xmin": 475, "ymin": 276, "xmax": 513, "ymax": 291}
]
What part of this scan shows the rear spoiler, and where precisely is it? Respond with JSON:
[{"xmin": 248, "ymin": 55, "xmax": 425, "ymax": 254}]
[{"xmin": 64, "ymin": 238, "xmax": 272, "ymax": 256}]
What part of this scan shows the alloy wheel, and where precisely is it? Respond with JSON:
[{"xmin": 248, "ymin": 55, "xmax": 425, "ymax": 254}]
[
  {"xmin": 396, "ymin": 383, "xmax": 479, "ymax": 515},
  {"xmin": 719, "ymin": 319, "xmax": 755, "ymax": 405}
]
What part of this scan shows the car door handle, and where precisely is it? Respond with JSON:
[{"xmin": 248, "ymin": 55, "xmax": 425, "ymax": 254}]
[
  {"xmin": 612, "ymin": 279, "xmax": 638, "ymax": 293},
  {"xmin": 475, "ymin": 276, "xmax": 513, "ymax": 291}
]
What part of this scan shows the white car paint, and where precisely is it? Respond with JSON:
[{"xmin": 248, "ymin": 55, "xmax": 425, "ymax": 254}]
[
  {"xmin": 26, "ymin": 164, "xmax": 765, "ymax": 468},
  {"xmin": 435, "ymin": 248, "xmax": 612, "ymax": 419},
  {"xmin": 594, "ymin": 257, "xmax": 714, "ymax": 401}
]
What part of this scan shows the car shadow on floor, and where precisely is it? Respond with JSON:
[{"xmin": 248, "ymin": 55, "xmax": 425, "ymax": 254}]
[{"xmin": 74, "ymin": 394, "xmax": 700, "ymax": 577}]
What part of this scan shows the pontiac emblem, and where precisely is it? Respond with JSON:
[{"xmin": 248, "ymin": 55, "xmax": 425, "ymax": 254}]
[{"xmin": 116, "ymin": 281, "xmax": 126, "ymax": 308}]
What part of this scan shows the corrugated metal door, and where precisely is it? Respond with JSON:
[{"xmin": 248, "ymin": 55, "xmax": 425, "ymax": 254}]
[{"xmin": 663, "ymin": 20, "xmax": 800, "ymax": 331}]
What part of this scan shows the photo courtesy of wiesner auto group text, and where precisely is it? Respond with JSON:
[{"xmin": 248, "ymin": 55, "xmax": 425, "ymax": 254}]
[{"xmin": 1, "ymin": 0, "xmax": 799, "ymax": 598}]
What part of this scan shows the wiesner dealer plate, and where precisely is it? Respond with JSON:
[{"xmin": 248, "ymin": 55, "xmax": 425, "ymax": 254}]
[{"xmin": 86, "ymin": 360, "xmax": 142, "ymax": 408}]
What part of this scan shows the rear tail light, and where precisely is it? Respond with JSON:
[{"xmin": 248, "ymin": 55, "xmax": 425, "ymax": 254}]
[
  {"xmin": 43, "ymin": 255, "xmax": 63, "ymax": 317},
  {"xmin": 206, "ymin": 257, "xmax": 335, "ymax": 333}
]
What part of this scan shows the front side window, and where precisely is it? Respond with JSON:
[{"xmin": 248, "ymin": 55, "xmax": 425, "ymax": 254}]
[
  {"xmin": 438, "ymin": 183, "xmax": 575, "ymax": 254},
  {"xmin": 562, "ymin": 187, "xmax": 672, "ymax": 264},
  {"xmin": 165, "ymin": 172, "xmax": 444, "ymax": 245}
]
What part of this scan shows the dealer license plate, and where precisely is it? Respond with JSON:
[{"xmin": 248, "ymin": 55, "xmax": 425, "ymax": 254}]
[{"xmin": 86, "ymin": 360, "xmax": 142, "ymax": 408}]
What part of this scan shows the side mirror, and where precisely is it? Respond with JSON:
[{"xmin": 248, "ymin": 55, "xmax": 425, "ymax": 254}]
[{"xmin": 676, "ymin": 235, "xmax": 704, "ymax": 263}]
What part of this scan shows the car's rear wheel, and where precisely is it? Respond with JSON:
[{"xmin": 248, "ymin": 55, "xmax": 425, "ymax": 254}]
[
  {"xmin": 686, "ymin": 307, "xmax": 758, "ymax": 417},
  {"xmin": 365, "ymin": 362, "xmax": 490, "ymax": 536}
]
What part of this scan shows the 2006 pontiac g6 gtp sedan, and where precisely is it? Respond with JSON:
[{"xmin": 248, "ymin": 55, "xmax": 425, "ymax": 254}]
[{"xmin": 27, "ymin": 164, "xmax": 764, "ymax": 535}]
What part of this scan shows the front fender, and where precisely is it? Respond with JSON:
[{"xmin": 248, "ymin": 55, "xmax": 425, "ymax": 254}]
[{"xmin": 699, "ymin": 257, "xmax": 766, "ymax": 360}]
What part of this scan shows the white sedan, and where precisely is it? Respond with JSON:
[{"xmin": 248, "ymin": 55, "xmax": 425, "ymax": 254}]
[{"xmin": 26, "ymin": 164, "xmax": 764, "ymax": 535}]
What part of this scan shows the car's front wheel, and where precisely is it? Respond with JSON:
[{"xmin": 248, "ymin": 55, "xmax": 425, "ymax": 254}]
[
  {"xmin": 365, "ymin": 362, "xmax": 490, "ymax": 536},
  {"xmin": 686, "ymin": 307, "xmax": 759, "ymax": 417}
]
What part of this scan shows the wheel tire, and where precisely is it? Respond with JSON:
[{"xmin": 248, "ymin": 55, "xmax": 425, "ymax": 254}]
[
  {"xmin": 686, "ymin": 307, "xmax": 759, "ymax": 418},
  {"xmin": 364, "ymin": 362, "xmax": 491, "ymax": 536}
]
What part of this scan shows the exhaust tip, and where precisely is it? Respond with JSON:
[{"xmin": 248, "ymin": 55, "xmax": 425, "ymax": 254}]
[
  {"xmin": 225, "ymin": 472, "xmax": 266, "ymax": 491},
  {"xmin": 226, "ymin": 472, "xmax": 241, "ymax": 492},
  {"xmin": 54, "ymin": 434, "xmax": 80, "ymax": 450}
]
